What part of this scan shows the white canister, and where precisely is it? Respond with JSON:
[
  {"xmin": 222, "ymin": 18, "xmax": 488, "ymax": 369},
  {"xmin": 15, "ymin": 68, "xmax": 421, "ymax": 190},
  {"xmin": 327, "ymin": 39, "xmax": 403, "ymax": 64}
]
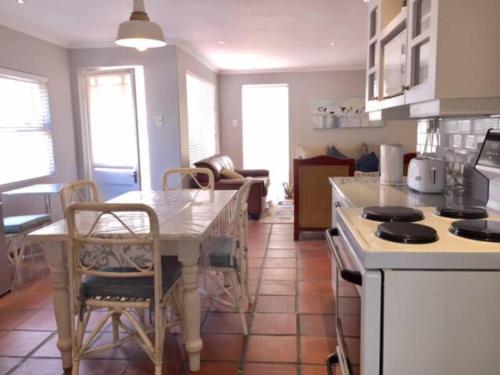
[{"xmin": 380, "ymin": 144, "xmax": 404, "ymax": 186}]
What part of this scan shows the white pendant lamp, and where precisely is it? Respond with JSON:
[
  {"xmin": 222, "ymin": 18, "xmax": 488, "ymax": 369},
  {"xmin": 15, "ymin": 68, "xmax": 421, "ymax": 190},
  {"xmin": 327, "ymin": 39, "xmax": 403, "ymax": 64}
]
[{"xmin": 115, "ymin": 0, "xmax": 166, "ymax": 52}]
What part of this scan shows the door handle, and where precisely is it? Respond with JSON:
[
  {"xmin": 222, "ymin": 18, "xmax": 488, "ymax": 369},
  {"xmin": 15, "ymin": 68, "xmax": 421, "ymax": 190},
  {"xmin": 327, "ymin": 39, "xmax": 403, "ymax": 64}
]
[{"xmin": 131, "ymin": 170, "xmax": 138, "ymax": 184}]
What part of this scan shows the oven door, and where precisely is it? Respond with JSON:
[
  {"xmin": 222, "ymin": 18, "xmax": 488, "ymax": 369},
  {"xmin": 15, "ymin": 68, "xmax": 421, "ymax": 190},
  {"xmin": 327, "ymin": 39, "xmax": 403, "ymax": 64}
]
[{"xmin": 326, "ymin": 228, "xmax": 362, "ymax": 375}]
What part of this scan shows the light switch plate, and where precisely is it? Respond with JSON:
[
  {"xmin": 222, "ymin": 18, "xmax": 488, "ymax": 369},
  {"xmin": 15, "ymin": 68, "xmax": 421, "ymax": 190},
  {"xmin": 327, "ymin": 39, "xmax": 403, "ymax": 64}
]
[{"xmin": 155, "ymin": 115, "xmax": 164, "ymax": 127}]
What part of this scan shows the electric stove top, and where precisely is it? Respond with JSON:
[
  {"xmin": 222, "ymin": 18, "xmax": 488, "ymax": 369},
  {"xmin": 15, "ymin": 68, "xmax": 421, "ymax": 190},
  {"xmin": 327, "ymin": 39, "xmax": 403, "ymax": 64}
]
[
  {"xmin": 336, "ymin": 206, "xmax": 500, "ymax": 269},
  {"xmin": 362, "ymin": 206, "xmax": 424, "ymax": 222},
  {"xmin": 435, "ymin": 206, "xmax": 489, "ymax": 220},
  {"xmin": 450, "ymin": 220, "xmax": 500, "ymax": 242}
]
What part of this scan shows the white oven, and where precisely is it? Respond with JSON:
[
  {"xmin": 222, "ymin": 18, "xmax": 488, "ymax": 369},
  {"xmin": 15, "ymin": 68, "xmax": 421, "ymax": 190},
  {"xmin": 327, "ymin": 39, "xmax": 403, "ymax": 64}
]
[{"xmin": 326, "ymin": 227, "xmax": 382, "ymax": 375}]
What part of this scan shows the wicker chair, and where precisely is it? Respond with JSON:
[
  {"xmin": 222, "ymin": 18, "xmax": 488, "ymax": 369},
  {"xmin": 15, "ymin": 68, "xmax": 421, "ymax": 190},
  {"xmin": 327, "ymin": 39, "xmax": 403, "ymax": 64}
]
[
  {"xmin": 162, "ymin": 168, "xmax": 215, "ymax": 191},
  {"xmin": 60, "ymin": 180, "xmax": 100, "ymax": 214},
  {"xmin": 66, "ymin": 203, "xmax": 183, "ymax": 375},
  {"xmin": 293, "ymin": 156, "xmax": 354, "ymax": 240}
]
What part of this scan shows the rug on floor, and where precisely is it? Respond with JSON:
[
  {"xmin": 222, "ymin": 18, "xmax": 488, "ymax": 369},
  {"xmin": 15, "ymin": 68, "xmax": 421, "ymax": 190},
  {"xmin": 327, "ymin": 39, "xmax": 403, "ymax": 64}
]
[{"xmin": 258, "ymin": 201, "xmax": 294, "ymax": 224}]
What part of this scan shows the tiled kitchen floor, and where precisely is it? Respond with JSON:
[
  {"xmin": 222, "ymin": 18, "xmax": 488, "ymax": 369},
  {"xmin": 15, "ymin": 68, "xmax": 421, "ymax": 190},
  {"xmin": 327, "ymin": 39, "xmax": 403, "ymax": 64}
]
[{"xmin": 0, "ymin": 223, "xmax": 335, "ymax": 374}]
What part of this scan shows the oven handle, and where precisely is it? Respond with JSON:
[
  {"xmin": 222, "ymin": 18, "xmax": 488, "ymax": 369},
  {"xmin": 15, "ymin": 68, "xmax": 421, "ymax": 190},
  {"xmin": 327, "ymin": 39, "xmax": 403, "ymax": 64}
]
[{"xmin": 326, "ymin": 228, "xmax": 363, "ymax": 286}]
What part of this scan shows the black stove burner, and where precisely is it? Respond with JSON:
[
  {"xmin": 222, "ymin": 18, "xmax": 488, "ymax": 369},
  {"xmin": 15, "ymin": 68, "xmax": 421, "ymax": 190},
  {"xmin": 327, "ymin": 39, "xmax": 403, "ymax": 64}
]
[
  {"xmin": 435, "ymin": 206, "xmax": 488, "ymax": 220},
  {"xmin": 450, "ymin": 220, "xmax": 500, "ymax": 242},
  {"xmin": 376, "ymin": 222, "xmax": 439, "ymax": 244},
  {"xmin": 362, "ymin": 206, "xmax": 424, "ymax": 222}
]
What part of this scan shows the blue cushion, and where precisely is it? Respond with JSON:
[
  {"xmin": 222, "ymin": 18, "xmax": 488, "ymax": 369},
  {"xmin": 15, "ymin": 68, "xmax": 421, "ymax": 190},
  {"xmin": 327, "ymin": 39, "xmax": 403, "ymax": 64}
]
[
  {"xmin": 326, "ymin": 145, "xmax": 349, "ymax": 159},
  {"xmin": 3, "ymin": 214, "xmax": 51, "ymax": 234},
  {"xmin": 80, "ymin": 256, "xmax": 181, "ymax": 301},
  {"xmin": 208, "ymin": 236, "xmax": 237, "ymax": 268},
  {"xmin": 356, "ymin": 152, "xmax": 380, "ymax": 172}
]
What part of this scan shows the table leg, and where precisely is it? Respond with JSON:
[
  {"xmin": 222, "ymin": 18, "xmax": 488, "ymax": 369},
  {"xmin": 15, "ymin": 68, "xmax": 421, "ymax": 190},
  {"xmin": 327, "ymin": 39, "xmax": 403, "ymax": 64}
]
[
  {"xmin": 178, "ymin": 242, "xmax": 203, "ymax": 372},
  {"xmin": 40, "ymin": 241, "xmax": 73, "ymax": 370}
]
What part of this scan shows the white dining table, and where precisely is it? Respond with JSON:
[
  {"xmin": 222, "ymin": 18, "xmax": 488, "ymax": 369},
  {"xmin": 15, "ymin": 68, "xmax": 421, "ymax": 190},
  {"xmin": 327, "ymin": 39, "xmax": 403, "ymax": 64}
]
[{"xmin": 27, "ymin": 189, "xmax": 237, "ymax": 372}]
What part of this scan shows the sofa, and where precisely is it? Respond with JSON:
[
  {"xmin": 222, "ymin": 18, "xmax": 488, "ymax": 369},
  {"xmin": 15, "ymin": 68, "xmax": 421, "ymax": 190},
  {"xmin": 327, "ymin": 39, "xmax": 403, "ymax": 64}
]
[{"xmin": 194, "ymin": 155, "xmax": 270, "ymax": 219}]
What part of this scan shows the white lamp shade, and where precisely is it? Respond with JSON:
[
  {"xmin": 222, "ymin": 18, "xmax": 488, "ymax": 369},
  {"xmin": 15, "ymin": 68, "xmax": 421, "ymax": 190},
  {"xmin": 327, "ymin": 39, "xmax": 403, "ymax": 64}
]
[{"xmin": 116, "ymin": 20, "xmax": 166, "ymax": 51}]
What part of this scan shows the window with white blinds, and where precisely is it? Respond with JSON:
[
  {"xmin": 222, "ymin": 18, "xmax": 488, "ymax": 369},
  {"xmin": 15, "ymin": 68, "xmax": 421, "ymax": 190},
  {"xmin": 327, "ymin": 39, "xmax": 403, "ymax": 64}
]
[
  {"xmin": 0, "ymin": 70, "xmax": 55, "ymax": 186},
  {"xmin": 186, "ymin": 73, "xmax": 217, "ymax": 166}
]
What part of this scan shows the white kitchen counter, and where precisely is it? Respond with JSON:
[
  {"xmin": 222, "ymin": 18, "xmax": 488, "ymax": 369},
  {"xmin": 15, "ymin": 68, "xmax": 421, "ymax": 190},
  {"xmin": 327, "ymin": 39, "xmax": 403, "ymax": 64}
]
[{"xmin": 329, "ymin": 176, "xmax": 477, "ymax": 208}]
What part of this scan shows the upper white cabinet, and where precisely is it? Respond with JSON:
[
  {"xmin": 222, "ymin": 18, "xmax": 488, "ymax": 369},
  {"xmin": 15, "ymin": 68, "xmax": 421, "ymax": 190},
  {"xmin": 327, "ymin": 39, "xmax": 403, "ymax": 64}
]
[{"xmin": 366, "ymin": 0, "xmax": 500, "ymax": 118}]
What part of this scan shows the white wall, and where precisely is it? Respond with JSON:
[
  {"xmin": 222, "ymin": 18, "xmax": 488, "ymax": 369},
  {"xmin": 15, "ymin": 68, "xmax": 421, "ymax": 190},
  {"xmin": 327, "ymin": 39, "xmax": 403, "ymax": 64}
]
[
  {"xmin": 176, "ymin": 48, "xmax": 218, "ymax": 167},
  {"xmin": 218, "ymin": 70, "xmax": 418, "ymax": 178},
  {"xmin": 68, "ymin": 46, "xmax": 182, "ymax": 191},
  {"xmin": 0, "ymin": 26, "xmax": 78, "ymax": 217}
]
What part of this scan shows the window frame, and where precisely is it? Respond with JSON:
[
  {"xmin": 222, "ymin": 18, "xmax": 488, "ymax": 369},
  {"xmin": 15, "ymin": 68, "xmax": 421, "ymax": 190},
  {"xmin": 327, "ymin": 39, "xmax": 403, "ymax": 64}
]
[
  {"xmin": 0, "ymin": 67, "xmax": 56, "ymax": 188},
  {"xmin": 185, "ymin": 71, "xmax": 218, "ymax": 167}
]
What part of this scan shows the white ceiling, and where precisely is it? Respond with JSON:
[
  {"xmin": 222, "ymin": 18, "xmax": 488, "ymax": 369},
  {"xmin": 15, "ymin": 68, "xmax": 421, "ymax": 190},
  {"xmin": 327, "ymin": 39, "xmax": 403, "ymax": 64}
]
[{"xmin": 0, "ymin": 0, "xmax": 368, "ymax": 74}]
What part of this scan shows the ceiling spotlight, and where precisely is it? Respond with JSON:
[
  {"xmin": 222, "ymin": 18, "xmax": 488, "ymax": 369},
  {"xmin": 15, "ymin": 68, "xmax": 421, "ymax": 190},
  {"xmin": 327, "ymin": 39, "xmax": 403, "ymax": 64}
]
[
  {"xmin": 17, "ymin": 0, "xmax": 25, "ymax": 4},
  {"xmin": 330, "ymin": 42, "xmax": 337, "ymax": 46},
  {"xmin": 217, "ymin": 41, "xmax": 225, "ymax": 45}
]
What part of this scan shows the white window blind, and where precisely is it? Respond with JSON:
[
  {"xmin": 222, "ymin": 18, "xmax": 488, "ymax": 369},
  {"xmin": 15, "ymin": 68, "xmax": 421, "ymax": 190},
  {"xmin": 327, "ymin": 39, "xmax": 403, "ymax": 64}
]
[
  {"xmin": 186, "ymin": 73, "xmax": 216, "ymax": 166},
  {"xmin": 0, "ymin": 70, "xmax": 55, "ymax": 186}
]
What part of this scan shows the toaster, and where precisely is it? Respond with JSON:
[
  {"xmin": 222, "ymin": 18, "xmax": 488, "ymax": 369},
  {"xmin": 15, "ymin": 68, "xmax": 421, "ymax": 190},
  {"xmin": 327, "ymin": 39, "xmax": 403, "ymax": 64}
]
[{"xmin": 407, "ymin": 157, "xmax": 447, "ymax": 193}]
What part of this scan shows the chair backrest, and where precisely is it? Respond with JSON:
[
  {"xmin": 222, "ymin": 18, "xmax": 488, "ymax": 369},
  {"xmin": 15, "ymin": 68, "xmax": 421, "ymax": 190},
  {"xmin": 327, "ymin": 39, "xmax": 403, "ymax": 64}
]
[
  {"xmin": 60, "ymin": 180, "xmax": 100, "ymax": 216},
  {"xmin": 162, "ymin": 168, "xmax": 215, "ymax": 191},
  {"xmin": 66, "ymin": 202, "xmax": 162, "ymax": 298}
]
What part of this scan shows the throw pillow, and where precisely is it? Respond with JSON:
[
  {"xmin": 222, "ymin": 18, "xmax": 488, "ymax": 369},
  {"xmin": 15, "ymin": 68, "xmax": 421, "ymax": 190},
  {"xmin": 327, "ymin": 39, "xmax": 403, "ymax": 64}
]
[
  {"xmin": 356, "ymin": 152, "xmax": 380, "ymax": 172},
  {"xmin": 327, "ymin": 145, "xmax": 349, "ymax": 159},
  {"xmin": 221, "ymin": 168, "xmax": 244, "ymax": 179}
]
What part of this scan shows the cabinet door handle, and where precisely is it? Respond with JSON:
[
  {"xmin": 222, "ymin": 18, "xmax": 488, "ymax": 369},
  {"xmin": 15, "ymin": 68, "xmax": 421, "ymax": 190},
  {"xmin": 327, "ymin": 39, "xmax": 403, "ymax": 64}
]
[
  {"xmin": 402, "ymin": 85, "xmax": 410, "ymax": 91},
  {"xmin": 326, "ymin": 228, "xmax": 363, "ymax": 286},
  {"xmin": 333, "ymin": 201, "xmax": 341, "ymax": 208}
]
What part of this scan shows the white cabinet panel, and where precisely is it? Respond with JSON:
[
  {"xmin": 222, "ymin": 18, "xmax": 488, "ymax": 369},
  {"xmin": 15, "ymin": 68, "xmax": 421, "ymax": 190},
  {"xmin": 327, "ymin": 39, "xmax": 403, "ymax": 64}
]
[{"xmin": 383, "ymin": 270, "xmax": 500, "ymax": 375}]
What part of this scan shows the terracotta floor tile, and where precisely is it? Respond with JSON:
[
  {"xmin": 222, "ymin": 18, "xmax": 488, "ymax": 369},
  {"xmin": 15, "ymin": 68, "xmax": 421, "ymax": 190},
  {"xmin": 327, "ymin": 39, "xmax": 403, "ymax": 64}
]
[
  {"xmin": 298, "ymin": 281, "xmax": 332, "ymax": 295},
  {"xmin": 297, "ymin": 249, "xmax": 329, "ymax": 259},
  {"xmin": 300, "ymin": 336, "xmax": 337, "ymax": 364},
  {"xmin": 298, "ymin": 258, "xmax": 330, "ymax": 269},
  {"xmin": 8, "ymin": 292, "xmax": 53, "ymax": 310},
  {"xmin": 17, "ymin": 310, "xmax": 57, "ymax": 331},
  {"xmin": 243, "ymin": 362, "xmax": 297, "ymax": 375},
  {"xmin": 0, "ymin": 357, "xmax": 21, "ymax": 374},
  {"xmin": 0, "ymin": 330, "xmax": 51, "ymax": 356},
  {"xmin": 0, "ymin": 308, "xmax": 36, "ymax": 329},
  {"xmin": 248, "ymin": 257, "xmax": 264, "ymax": 268},
  {"xmin": 264, "ymin": 258, "xmax": 296, "ymax": 268},
  {"xmin": 248, "ymin": 248, "xmax": 266, "ymax": 258},
  {"xmin": 187, "ymin": 361, "xmax": 239, "ymax": 375},
  {"xmin": 246, "ymin": 335, "xmax": 297, "ymax": 363},
  {"xmin": 202, "ymin": 312, "xmax": 249, "ymax": 334},
  {"xmin": 32, "ymin": 334, "xmax": 61, "ymax": 358},
  {"xmin": 79, "ymin": 359, "xmax": 129, "ymax": 375},
  {"xmin": 249, "ymin": 268, "xmax": 262, "ymax": 280},
  {"xmin": 255, "ymin": 296, "xmax": 295, "ymax": 313},
  {"xmin": 259, "ymin": 281, "xmax": 296, "ymax": 296},
  {"xmin": 84, "ymin": 333, "xmax": 140, "ymax": 359},
  {"xmin": 261, "ymin": 268, "xmax": 296, "ymax": 281},
  {"xmin": 296, "ymin": 240, "xmax": 328, "ymax": 250},
  {"xmin": 267, "ymin": 250, "xmax": 296, "ymax": 258},
  {"xmin": 298, "ymin": 295, "xmax": 334, "ymax": 314},
  {"xmin": 269, "ymin": 233, "xmax": 294, "ymax": 241},
  {"xmin": 268, "ymin": 240, "xmax": 298, "ymax": 249},
  {"xmin": 270, "ymin": 224, "xmax": 294, "ymax": 234},
  {"xmin": 201, "ymin": 334, "xmax": 244, "ymax": 361},
  {"xmin": 9, "ymin": 358, "xmax": 65, "ymax": 375},
  {"xmin": 301, "ymin": 365, "xmax": 329, "ymax": 375},
  {"xmin": 299, "ymin": 266, "xmax": 331, "ymax": 281},
  {"xmin": 251, "ymin": 313, "xmax": 297, "ymax": 335},
  {"xmin": 122, "ymin": 360, "xmax": 180, "ymax": 375},
  {"xmin": 299, "ymin": 314, "xmax": 336, "ymax": 336}
]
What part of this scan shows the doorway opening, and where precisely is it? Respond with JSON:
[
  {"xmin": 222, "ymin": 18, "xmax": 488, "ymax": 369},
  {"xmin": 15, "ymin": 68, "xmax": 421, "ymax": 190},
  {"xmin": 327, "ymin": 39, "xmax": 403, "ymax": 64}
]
[
  {"xmin": 80, "ymin": 67, "xmax": 148, "ymax": 200},
  {"xmin": 242, "ymin": 84, "xmax": 289, "ymax": 203}
]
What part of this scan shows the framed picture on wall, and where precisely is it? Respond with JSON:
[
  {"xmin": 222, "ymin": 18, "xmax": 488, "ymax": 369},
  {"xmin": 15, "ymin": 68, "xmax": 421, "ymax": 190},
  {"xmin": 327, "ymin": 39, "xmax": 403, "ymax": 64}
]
[{"xmin": 313, "ymin": 97, "xmax": 383, "ymax": 129}]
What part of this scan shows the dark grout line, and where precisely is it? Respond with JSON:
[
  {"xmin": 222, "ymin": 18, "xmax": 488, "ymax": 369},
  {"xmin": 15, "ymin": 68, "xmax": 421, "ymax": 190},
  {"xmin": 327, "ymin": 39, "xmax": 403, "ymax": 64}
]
[{"xmin": 5, "ymin": 330, "xmax": 58, "ymax": 375}]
